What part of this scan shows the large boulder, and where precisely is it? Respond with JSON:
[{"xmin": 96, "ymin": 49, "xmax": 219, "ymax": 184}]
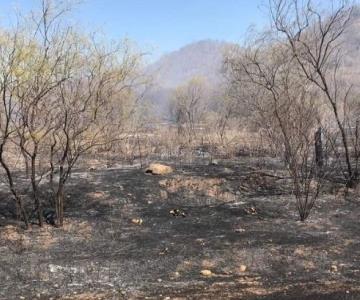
[{"xmin": 145, "ymin": 163, "xmax": 173, "ymax": 175}]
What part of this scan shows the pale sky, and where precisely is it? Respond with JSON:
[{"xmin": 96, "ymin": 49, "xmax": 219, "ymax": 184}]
[{"xmin": 0, "ymin": 0, "xmax": 269, "ymax": 59}]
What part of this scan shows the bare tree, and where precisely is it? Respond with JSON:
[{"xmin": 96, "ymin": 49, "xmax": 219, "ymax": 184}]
[
  {"xmin": 170, "ymin": 77, "xmax": 207, "ymax": 145},
  {"xmin": 12, "ymin": 0, "xmax": 73, "ymax": 226},
  {"xmin": 50, "ymin": 37, "xmax": 146, "ymax": 226},
  {"xmin": 269, "ymin": 0, "xmax": 358, "ymax": 187},
  {"xmin": 0, "ymin": 0, "xmax": 148, "ymax": 228},
  {"xmin": 224, "ymin": 34, "xmax": 322, "ymax": 220},
  {"xmin": 0, "ymin": 27, "xmax": 30, "ymax": 228}
]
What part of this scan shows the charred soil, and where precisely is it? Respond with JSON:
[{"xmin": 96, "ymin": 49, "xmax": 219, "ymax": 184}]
[{"xmin": 0, "ymin": 157, "xmax": 359, "ymax": 299}]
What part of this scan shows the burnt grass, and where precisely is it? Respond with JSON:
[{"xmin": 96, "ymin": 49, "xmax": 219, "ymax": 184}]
[{"xmin": 0, "ymin": 157, "xmax": 359, "ymax": 299}]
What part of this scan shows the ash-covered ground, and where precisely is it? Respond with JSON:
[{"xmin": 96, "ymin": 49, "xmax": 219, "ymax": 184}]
[{"xmin": 0, "ymin": 157, "xmax": 359, "ymax": 299}]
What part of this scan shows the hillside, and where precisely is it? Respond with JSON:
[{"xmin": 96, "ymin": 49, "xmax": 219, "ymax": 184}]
[
  {"xmin": 148, "ymin": 39, "xmax": 230, "ymax": 88},
  {"xmin": 146, "ymin": 40, "xmax": 231, "ymax": 116},
  {"xmin": 145, "ymin": 6, "xmax": 360, "ymax": 117}
]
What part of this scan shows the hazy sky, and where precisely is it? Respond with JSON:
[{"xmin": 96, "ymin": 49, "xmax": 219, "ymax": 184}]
[{"xmin": 0, "ymin": 0, "xmax": 268, "ymax": 58}]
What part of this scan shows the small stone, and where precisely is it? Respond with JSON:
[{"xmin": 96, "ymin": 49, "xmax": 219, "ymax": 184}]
[
  {"xmin": 173, "ymin": 271, "xmax": 180, "ymax": 277},
  {"xmin": 209, "ymin": 159, "xmax": 219, "ymax": 166},
  {"xmin": 159, "ymin": 247, "xmax": 169, "ymax": 255},
  {"xmin": 131, "ymin": 218, "xmax": 143, "ymax": 225},
  {"xmin": 239, "ymin": 265, "xmax": 247, "ymax": 272},
  {"xmin": 49, "ymin": 264, "xmax": 57, "ymax": 273},
  {"xmin": 158, "ymin": 179, "xmax": 167, "ymax": 187},
  {"xmin": 160, "ymin": 190, "xmax": 168, "ymax": 199},
  {"xmin": 20, "ymin": 297, "xmax": 25, "ymax": 300},
  {"xmin": 36, "ymin": 293, "xmax": 41, "ymax": 298},
  {"xmin": 223, "ymin": 168, "xmax": 234, "ymax": 174},
  {"xmin": 200, "ymin": 269, "xmax": 213, "ymax": 276},
  {"xmin": 157, "ymin": 278, "xmax": 162, "ymax": 282},
  {"xmin": 196, "ymin": 238, "xmax": 205, "ymax": 246},
  {"xmin": 330, "ymin": 265, "xmax": 338, "ymax": 272}
]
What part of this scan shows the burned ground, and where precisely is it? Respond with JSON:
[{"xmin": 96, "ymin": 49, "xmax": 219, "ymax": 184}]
[{"xmin": 0, "ymin": 157, "xmax": 359, "ymax": 299}]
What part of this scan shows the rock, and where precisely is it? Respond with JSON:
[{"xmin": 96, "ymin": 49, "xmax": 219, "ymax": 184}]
[
  {"xmin": 239, "ymin": 265, "xmax": 247, "ymax": 272},
  {"xmin": 159, "ymin": 247, "xmax": 169, "ymax": 255},
  {"xmin": 145, "ymin": 163, "xmax": 173, "ymax": 175},
  {"xmin": 159, "ymin": 179, "xmax": 168, "ymax": 187},
  {"xmin": 209, "ymin": 159, "xmax": 219, "ymax": 166},
  {"xmin": 160, "ymin": 190, "xmax": 168, "ymax": 199},
  {"xmin": 330, "ymin": 265, "xmax": 338, "ymax": 272},
  {"xmin": 49, "ymin": 264, "xmax": 58, "ymax": 273},
  {"xmin": 170, "ymin": 208, "xmax": 186, "ymax": 217},
  {"xmin": 171, "ymin": 271, "xmax": 180, "ymax": 279},
  {"xmin": 223, "ymin": 167, "xmax": 234, "ymax": 174},
  {"xmin": 244, "ymin": 206, "xmax": 258, "ymax": 215},
  {"xmin": 131, "ymin": 218, "xmax": 143, "ymax": 225},
  {"xmin": 200, "ymin": 269, "xmax": 213, "ymax": 276}
]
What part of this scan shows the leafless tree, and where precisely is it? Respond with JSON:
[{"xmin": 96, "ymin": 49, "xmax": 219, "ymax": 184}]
[
  {"xmin": 0, "ymin": 0, "xmax": 148, "ymax": 228},
  {"xmin": 50, "ymin": 37, "xmax": 146, "ymax": 226},
  {"xmin": 269, "ymin": 0, "xmax": 358, "ymax": 187},
  {"xmin": 170, "ymin": 77, "xmax": 207, "ymax": 145},
  {"xmin": 224, "ymin": 34, "xmax": 323, "ymax": 220},
  {"xmin": 12, "ymin": 0, "xmax": 73, "ymax": 226},
  {"xmin": 0, "ymin": 29, "xmax": 29, "ymax": 228}
]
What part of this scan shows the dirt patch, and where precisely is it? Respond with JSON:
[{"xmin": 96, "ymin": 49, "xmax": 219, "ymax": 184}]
[
  {"xmin": 159, "ymin": 176, "xmax": 236, "ymax": 202},
  {"xmin": 62, "ymin": 219, "xmax": 93, "ymax": 239},
  {"xmin": 86, "ymin": 191, "xmax": 109, "ymax": 199},
  {"xmin": 0, "ymin": 225, "xmax": 26, "ymax": 242},
  {"xmin": 60, "ymin": 292, "xmax": 112, "ymax": 300},
  {"xmin": 34, "ymin": 228, "xmax": 58, "ymax": 250},
  {"xmin": 0, "ymin": 225, "xmax": 31, "ymax": 252},
  {"xmin": 0, "ymin": 225, "xmax": 59, "ymax": 251}
]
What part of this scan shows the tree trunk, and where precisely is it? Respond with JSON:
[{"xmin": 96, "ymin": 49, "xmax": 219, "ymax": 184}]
[
  {"xmin": 315, "ymin": 127, "xmax": 323, "ymax": 169},
  {"xmin": 31, "ymin": 149, "xmax": 43, "ymax": 227},
  {"xmin": 56, "ymin": 166, "xmax": 65, "ymax": 227},
  {"xmin": 0, "ymin": 161, "xmax": 29, "ymax": 228},
  {"xmin": 56, "ymin": 184, "xmax": 64, "ymax": 227}
]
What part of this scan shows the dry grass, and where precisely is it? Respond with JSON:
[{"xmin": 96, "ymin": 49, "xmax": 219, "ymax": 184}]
[
  {"xmin": 61, "ymin": 292, "xmax": 111, "ymax": 300},
  {"xmin": 0, "ymin": 225, "xmax": 58, "ymax": 251},
  {"xmin": 159, "ymin": 176, "xmax": 236, "ymax": 202},
  {"xmin": 62, "ymin": 219, "xmax": 93, "ymax": 240}
]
